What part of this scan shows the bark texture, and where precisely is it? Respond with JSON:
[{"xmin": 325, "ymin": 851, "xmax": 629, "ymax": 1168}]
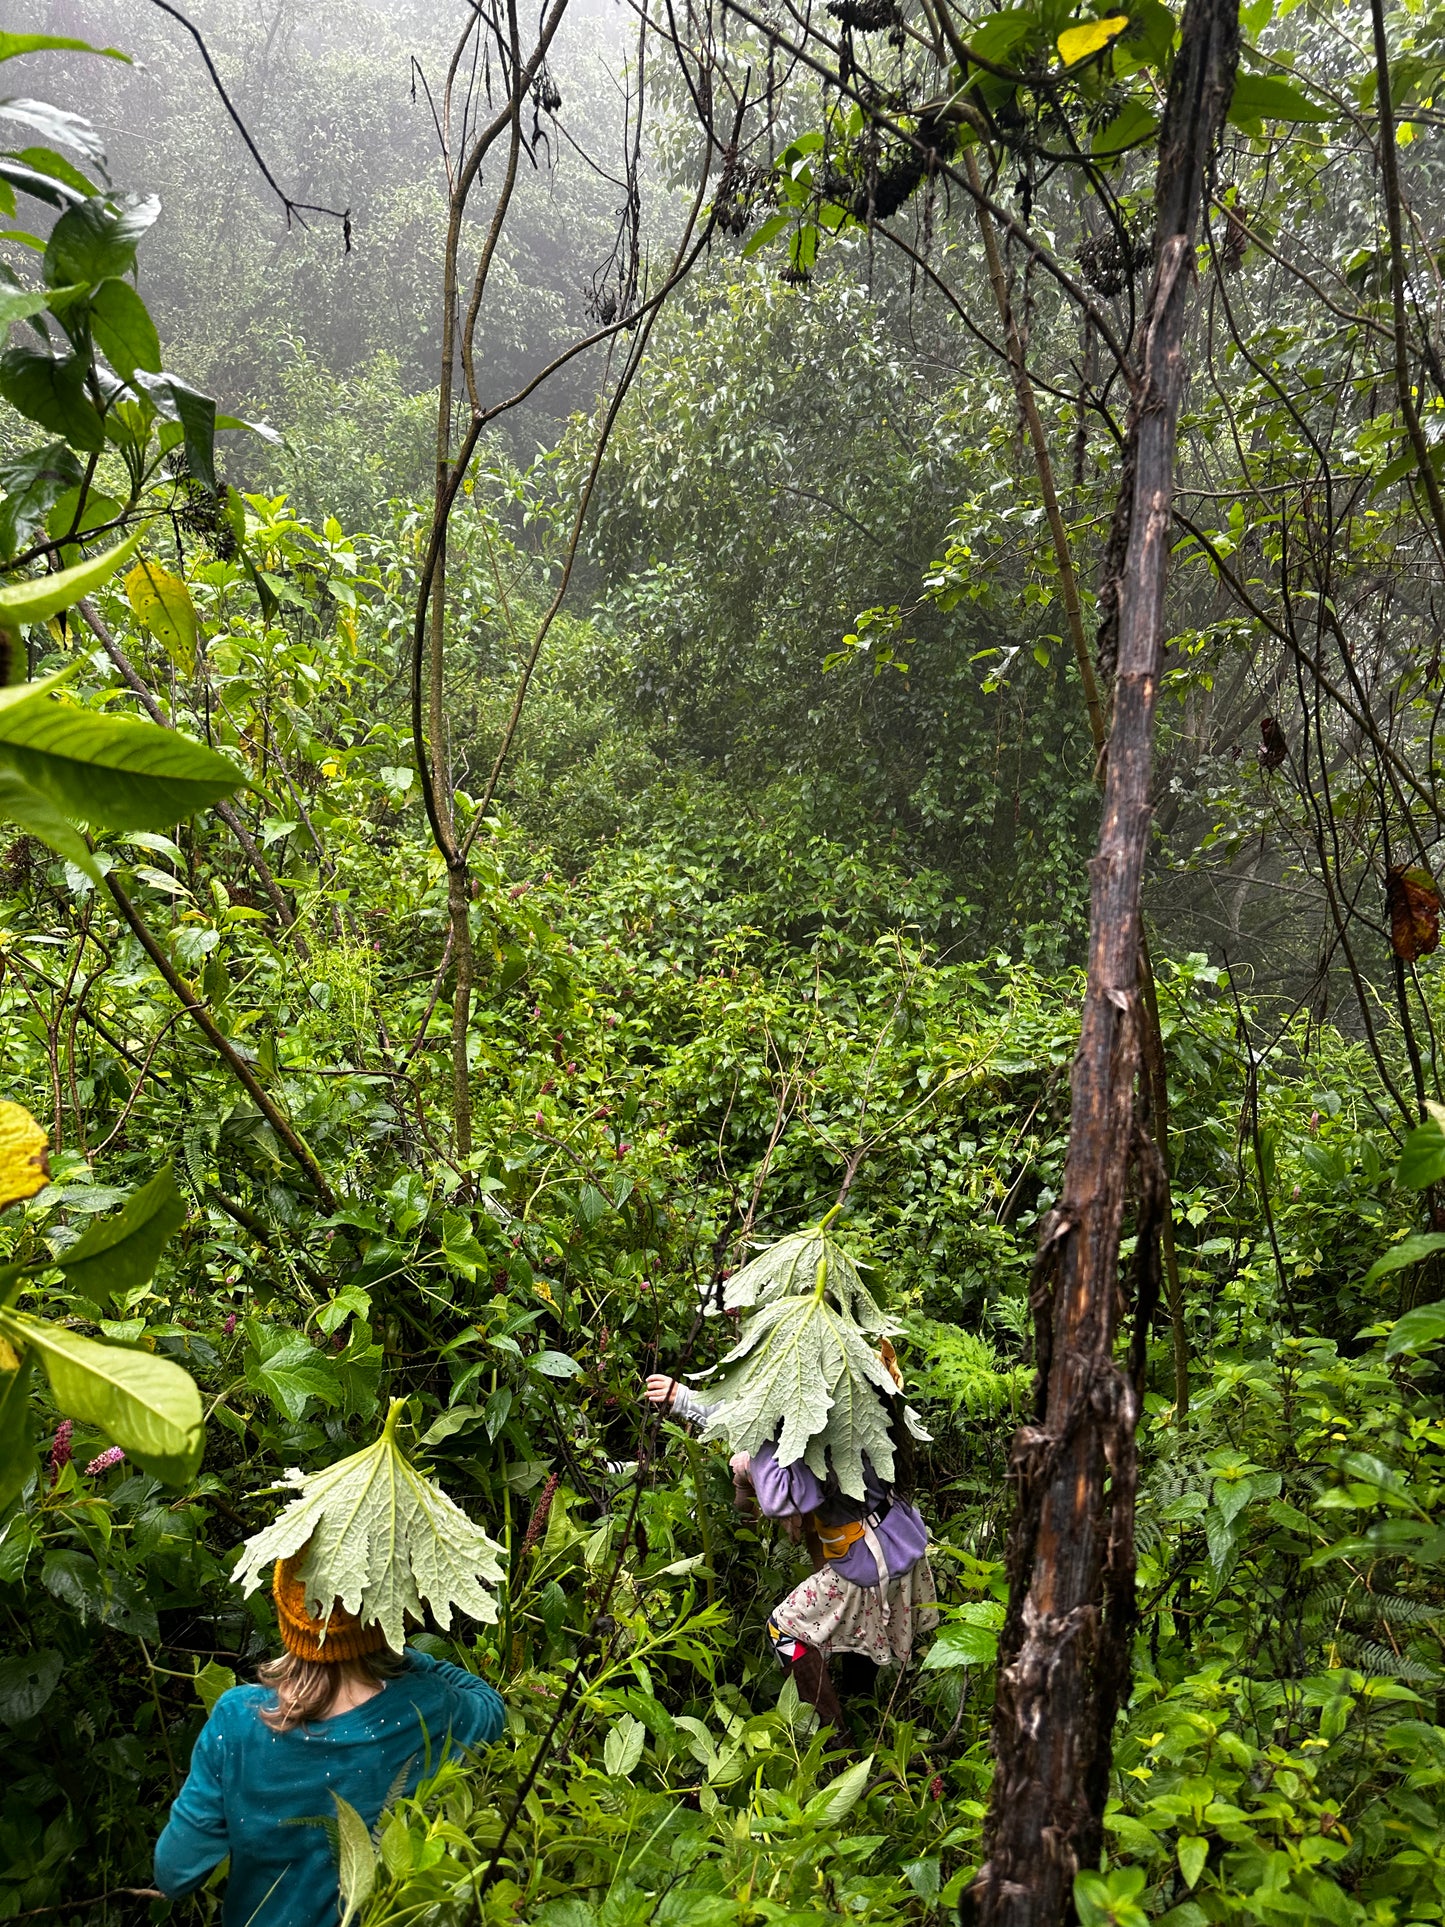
[{"xmin": 961, "ymin": 3, "xmax": 1239, "ymax": 1920}]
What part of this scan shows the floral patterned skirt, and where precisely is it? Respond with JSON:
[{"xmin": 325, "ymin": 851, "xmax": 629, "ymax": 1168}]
[{"xmin": 768, "ymin": 1557, "xmax": 939, "ymax": 1668}]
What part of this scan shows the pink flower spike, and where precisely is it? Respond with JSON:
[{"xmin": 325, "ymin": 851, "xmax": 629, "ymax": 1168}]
[
  {"xmin": 49, "ymin": 1419, "xmax": 73, "ymax": 1483},
  {"xmin": 85, "ymin": 1446, "xmax": 125, "ymax": 1476}
]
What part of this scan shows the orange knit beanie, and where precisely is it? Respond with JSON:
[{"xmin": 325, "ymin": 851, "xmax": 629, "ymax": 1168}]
[{"xmin": 272, "ymin": 1555, "xmax": 389, "ymax": 1663}]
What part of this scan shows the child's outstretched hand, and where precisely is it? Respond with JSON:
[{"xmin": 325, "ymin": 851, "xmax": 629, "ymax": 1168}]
[{"xmin": 643, "ymin": 1374, "xmax": 679, "ymax": 1407}]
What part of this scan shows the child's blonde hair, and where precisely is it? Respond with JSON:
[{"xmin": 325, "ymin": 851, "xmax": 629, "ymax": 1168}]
[{"xmin": 256, "ymin": 1649, "xmax": 405, "ymax": 1734}]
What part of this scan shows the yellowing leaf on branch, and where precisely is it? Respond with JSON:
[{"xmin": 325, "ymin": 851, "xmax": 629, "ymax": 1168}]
[
  {"xmin": 124, "ymin": 558, "xmax": 198, "ymax": 674},
  {"xmin": 232, "ymin": 1398, "xmax": 505, "ymax": 1651},
  {"xmin": 0, "ymin": 1101, "xmax": 48, "ymax": 1209},
  {"xmin": 1057, "ymin": 14, "xmax": 1129, "ymax": 64}
]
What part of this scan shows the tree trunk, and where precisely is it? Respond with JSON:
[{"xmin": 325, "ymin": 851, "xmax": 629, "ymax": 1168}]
[{"xmin": 961, "ymin": 2, "xmax": 1239, "ymax": 1920}]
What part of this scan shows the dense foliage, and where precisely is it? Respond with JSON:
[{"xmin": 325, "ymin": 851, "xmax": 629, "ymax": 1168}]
[{"xmin": 4, "ymin": 0, "xmax": 1445, "ymax": 1921}]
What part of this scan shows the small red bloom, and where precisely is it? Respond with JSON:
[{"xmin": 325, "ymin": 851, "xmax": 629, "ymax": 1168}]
[{"xmin": 929, "ymin": 1775, "xmax": 944, "ymax": 1802}]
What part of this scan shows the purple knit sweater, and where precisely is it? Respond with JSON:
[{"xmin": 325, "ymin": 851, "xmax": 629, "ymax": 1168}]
[{"xmin": 748, "ymin": 1440, "xmax": 928, "ymax": 1587}]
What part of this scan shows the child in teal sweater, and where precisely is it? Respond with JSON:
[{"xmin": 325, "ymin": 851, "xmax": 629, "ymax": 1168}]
[{"xmin": 155, "ymin": 1557, "xmax": 505, "ymax": 1927}]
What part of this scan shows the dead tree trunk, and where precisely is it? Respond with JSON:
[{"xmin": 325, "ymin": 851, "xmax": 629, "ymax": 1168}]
[{"xmin": 961, "ymin": 2, "xmax": 1239, "ymax": 1921}]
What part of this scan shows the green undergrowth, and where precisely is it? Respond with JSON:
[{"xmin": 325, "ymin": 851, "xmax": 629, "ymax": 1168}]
[{"xmin": 0, "ymin": 499, "xmax": 1442, "ymax": 1924}]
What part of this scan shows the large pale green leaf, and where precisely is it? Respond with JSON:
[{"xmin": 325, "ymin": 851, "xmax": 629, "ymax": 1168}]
[
  {"xmin": 0, "ymin": 696, "xmax": 244, "ymax": 832},
  {"xmin": 232, "ymin": 1399, "xmax": 505, "ymax": 1651},
  {"xmin": 0, "ymin": 525, "xmax": 141, "ymax": 625},
  {"xmin": 699, "ymin": 1283, "xmax": 899, "ymax": 1499},
  {"xmin": 0, "ymin": 1306, "xmax": 202, "ymax": 1485},
  {"xmin": 56, "ymin": 1163, "xmax": 185, "ymax": 1305},
  {"xmin": 0, "ymin": 1346, "xmax": 36, "ymax": 1511},
  {"xmin": 721, "ymin": 1226, "xmax": 888, "ymax": 1326}
]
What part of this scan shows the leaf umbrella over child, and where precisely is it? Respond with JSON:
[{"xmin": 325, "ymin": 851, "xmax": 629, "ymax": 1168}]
[
  {"xmin": 644, "ymin": 1224, "xmax": 938, "ymax": 1732},
  {"xmin": 153, "ymin": 1402, "xmax": 507, "ymax": 1927}
]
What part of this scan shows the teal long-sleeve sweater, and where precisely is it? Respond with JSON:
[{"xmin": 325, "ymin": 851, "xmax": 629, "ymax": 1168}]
[{"xmin": 154, "ymin": 1650, "xmax": 505, "ymax": 1927}]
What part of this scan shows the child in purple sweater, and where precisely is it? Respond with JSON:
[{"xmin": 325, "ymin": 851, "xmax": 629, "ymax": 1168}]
[{"xmin": 644, "ymin": 1371, "xmax": 937, "ymax": 1729}]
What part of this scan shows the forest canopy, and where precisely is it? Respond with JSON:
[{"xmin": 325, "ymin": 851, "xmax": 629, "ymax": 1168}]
[{"xmin": 3, "ymin": 0, "xmax": 1445, "ymax": 1922}]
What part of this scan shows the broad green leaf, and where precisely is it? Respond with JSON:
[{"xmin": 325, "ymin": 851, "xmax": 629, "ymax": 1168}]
[
  {"xmin": 192, "ymin": 1658, "xmax": 236, "ymax": 1716},
  {"xmin": 1057, "ymin": 15, "xmax": 1129, "ymax": 64},
  {"xmin": 920, "ymin": 1610, "xmax": 1002, "ymax": 1669},
  {"xmin": 45, "ymin": 484, "xmax": 123, "ymax": 572},
  {"xmin": 1385, "ymin": 1299, "xmax": 1445, "ymax": 1358},
  {"xmin": 124, "ymin": 558, "xmax": 197, "ymax": 672},
  {"xmin": 904, "ymin": 1860, "xmax": 941, "ymax": 1902},
  {"xmin": 40, "ymin": 1546, "xmax": 158, "ymax": 1637},
  {"xmin": 1074, "ymin": 1867, "xmax": 1149, "ymax": 1927},
  {"xmin": 532, "ymin": 1348, "xmax": 582, "ymax": 1377},
  {"xmin": 604, "ymin": 1713, "xmax": 646, "ymax": 1779},
  {"xmin": 0, "ymin": 525, "xmax": 141, "ymax": 625},
  {"xmin": 0, "ymin": 99, "xmax": 106, "ymax": 167},
  {"xmin": 91, "ymin": 278, "xmax": 161, "ymax": 380},
  {"xmin": 232, "ymin": 1399, "xmax": 506, "ymax": 1651},
  {"xmin": 699, "ymin": 1253, "xmax": 900, "ymax": 1498},
  {"xmin": 0, "ymin": 1305, "xmax": 202, "ymax": 1484},
  {"xmin": 0, "ymin": 439, "xmax": 85, "ymax": 560},
  {"xmin": 1177, "ymin": 1836, "xmax": 1208, "ymax": 1889},
  {"xmin": 0, "ymin": 695, "xmax": 245, "ymax": 833},
  {"xmin": 0, "ymin": 344, "xmax": 104, "ymax": 450},
  {"xmin": 244, "ymin": 1328, "xmax": 339, "ymax": 1420},
  {"xmin": 1398, "ymin": 1114, "xmax": 1445, "ymax": 1190},
  {"xmin": 1228, "ymin": 73, "xmax": 1331, "ymax": 125},
  {"xmin": 131, "ymin": 371, "xmax": 217, "ymax": 491},
  {"xmin": 804, "ymin": 1753, "xmax": 873, "ymax": 1827},
  {"xmin": 1093, "ymin": 98, "xmax": 1158, "ymax": 154},
  {"xmin": 418, "ymin": 1404, "xmax": 488, "ymax": 1447},
  {"xmin": 0, "ymin": 1346, "xmax": 36, "ymax": 1510},
  {"xmin": 0, "ymin": 35, "xmax": 129, "ymax": 63},
  {"xmin": 0, "ymin": 283, "xmax": 57, "ymax": 332},
  {"xmin": 11, "ymin": 149, "xmax": 98, "ymax": 202},
  {"xmin": 742, "ymin": 211, "xmax": 791, "ymax": 258},
  {"xmin": 335, "ymin": 1793, "xmax": 377, "ymax": 1927},
  {"xmin": 1365, "ymin": 1232, "xmax": 1445, "ymax": 1286},
  {"xmin": 43, "ymin": 193, "xmax": 159, "ymax": 290},
  {"xmin": 56, "ymin": 1163, "xmax": 185, "ymax": 1305},
  {"xmin": 0, "ymin": 1644, "xmax": 60, "ymax": 1725}
]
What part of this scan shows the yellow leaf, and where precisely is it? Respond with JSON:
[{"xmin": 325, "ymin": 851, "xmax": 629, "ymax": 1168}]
[
  {"xmin": 124, "ymin": 559, "xmax": 199, "ymax": 675},
  {"xmin": 0, "ymin": 1101, "xmax": 49, "ymax": 1210},
  {"xmin": 0, "ymin": 1335, "xmax": 20, "ymax": 1371},
  {"xmin": 1058, "ymin": 14, "xmax": 1129, "ymax": 63}
]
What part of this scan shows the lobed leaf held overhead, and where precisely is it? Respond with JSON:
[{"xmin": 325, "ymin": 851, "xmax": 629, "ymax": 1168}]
[
  {"xmin": 698, "ymin": 1225, "xmax": 902, "ymax": 1500},
  {"xmin": 232, "ymin": 1399, "xmax": 505, "ymax": 1652}
]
